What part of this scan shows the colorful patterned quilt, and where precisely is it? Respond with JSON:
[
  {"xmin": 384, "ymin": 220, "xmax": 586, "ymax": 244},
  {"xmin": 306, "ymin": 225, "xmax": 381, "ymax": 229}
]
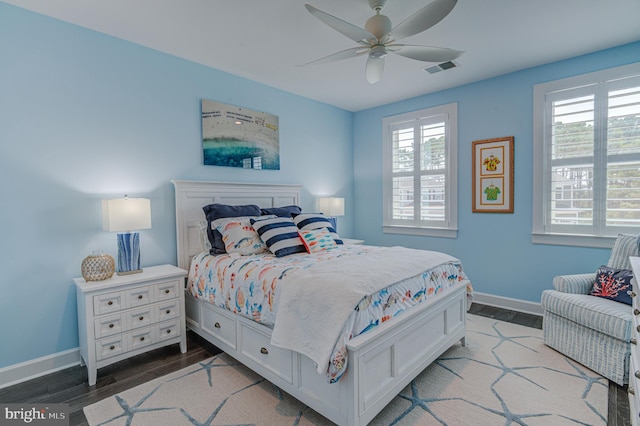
[{"xmin": 186, "ymin": 245, "xmax": 471, "ymax": 382}]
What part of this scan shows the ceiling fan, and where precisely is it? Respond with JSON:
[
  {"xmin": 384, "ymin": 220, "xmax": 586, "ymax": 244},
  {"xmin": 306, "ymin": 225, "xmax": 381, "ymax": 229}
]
[{"xmin": 301, "ymin": 0, "xmax": 462, "ymax": 84}]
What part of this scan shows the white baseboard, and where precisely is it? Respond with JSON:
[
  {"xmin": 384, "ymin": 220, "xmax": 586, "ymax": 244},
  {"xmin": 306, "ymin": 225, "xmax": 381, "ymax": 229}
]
[
  {"xmin": 0, "ymin": 348, "xmax": 81, "ymax": 390},
  {"xmin": 472, "ymin": 292, "xmax": 543, "ymax": 316}
]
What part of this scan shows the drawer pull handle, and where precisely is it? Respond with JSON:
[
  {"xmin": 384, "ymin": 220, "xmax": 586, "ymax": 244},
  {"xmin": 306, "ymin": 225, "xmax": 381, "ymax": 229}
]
[
  {"xmin": 636, "ymin": 371, "xmax": 640, "ymax": 380},
  {"xmin": 165, "ymin": 289, "xmax": 170, "ymax": 294},
  {"xmin": 109, "ymin": 324, "xmax": 114, "ymax": 329},
  {"xmin": 166, "ymin": 309, "xmax": 171, "ymax": 314},
  {"xmin": 139, "ymin": 316, "xmax": 144, "ymax": 321},
  {"xmin": 214, "ymin": 322, "xmax": 221, "ymax": 328},
  {"xmin": 140, "ymin": 337, "xmax": 145, "ymax": 341},
  {"xmin": 632, "ymin": 338, "xmax": 638, "ymax": 345},
  {"xmin": 629, "ymin": 386, "xmax": 636, "ymax": 395},
  {"xmin": 631, "ymin": 291, "xmax": 637, "ymax": 298},
  {"xmin": 635, "ymin": 309, "xmax": 640, "ymax": 316},
  {"xmin": 109, "ymin": 345, "xmax": 115, "ymax": 350},
  {"xmin": 138, "ymin": 295, "xmax": 143, "ymax": 300},
  {"xmin": 166, "ymin": 329, "xmax": 171, "ymax": 334},
  {"xmin": 260, "ymin": 347, "xmax": 269, "ymax": 355},
  {"xmin": 108, "ymin": 301, "xmax": 113, "ymax": 306}
]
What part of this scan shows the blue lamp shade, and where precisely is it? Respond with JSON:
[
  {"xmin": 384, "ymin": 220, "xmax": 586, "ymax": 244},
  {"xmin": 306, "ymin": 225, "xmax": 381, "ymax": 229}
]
[
  {"xmin": 102, "ymin": 197, "xmax": 151, "ymax": 275},
  {"xmin": 318, "ymin": 197, "xmax": 345, "ymax": 231}
]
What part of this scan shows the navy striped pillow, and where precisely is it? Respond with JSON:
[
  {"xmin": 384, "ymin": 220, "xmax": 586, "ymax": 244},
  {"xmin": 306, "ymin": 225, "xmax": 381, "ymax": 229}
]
[
  {"xmin": 292, "ymin": 213, "xmax": 343, "ymax": 245},
  {"xmin": 250, "ymin": 217, "xmax": 307, "ymax": 257}
]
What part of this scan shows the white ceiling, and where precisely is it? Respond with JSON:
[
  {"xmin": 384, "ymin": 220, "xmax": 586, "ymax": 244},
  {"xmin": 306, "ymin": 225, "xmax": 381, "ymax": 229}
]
[{"xmin": 4, "ymin": 0, "xmax": 640, "ymax": 111}]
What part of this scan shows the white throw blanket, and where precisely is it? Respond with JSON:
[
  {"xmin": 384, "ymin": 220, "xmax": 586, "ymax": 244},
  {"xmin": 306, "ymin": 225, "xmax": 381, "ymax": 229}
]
[{"xmin": 270, "ymin": 246, "xmax": 459, "ymax": 374}]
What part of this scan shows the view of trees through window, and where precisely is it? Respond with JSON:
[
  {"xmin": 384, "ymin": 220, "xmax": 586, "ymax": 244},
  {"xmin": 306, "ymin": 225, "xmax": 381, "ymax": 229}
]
[
  {"xmin": 550, "ymin": 86, "xmax": 640, "ymax": 228},
  {"xmin": 392, "ymin": 123, "xmax": 446, "ymax": 222}
]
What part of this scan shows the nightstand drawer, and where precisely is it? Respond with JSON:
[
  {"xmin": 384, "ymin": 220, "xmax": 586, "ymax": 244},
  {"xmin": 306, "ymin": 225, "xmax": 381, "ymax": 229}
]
[
  {"xmin": 157, "ymin": 300, "xmax": 181, "ymax": 322},
  {"xmin": 128, "ymin": 327, "xmax": 154, "ymax": 351},
  {"xmin": 94, "ymin": 313, "xmax": 126, "ymax": 339},
  {"xmin": 158, "ymin": 319, "xmax": 180, "ymax": 342},
  {"xmin": 95, "ymin": 335, "xmax": 125, "ymax": 361},
  {"xmin": 156, "ymin": 280, "xmax": 180, "ymax": 301},
  {"xmin": 94, "ymin": 291, "xmax": 124, "ymax": 315},
  {"xmin": 127, "ymin": 306, "xmax": 157, "ymax": 330},
  {"xmin": 128, "ymin": 285, "xmax": 153, "ymax": 308}
]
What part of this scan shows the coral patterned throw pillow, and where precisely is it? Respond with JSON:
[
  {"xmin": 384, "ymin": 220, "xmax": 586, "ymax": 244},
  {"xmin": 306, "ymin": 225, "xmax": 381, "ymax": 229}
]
[{"xmin": 590, "ymin": 265, "xmax": 633, "ymax": 305}]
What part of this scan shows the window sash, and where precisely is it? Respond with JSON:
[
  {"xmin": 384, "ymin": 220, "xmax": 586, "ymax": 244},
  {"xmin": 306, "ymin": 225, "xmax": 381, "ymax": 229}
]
[
  {"xmin": 383, "ymin": 103, "xmax": 457, "ymax": 237},
  {"xmin": 535, "ymin": 66, "xmax": 640, "ymax": 242}
]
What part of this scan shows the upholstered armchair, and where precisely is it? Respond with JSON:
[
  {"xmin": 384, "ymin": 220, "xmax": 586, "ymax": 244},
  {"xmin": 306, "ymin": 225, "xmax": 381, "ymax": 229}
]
[{"xmin": 541, "ymin": 234, "xmax": 639, "ymax": 386}]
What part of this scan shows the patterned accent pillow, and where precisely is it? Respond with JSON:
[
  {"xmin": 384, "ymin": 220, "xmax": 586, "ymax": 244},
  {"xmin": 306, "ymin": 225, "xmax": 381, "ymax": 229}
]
[
  {"xmin": 250, "ymin": 217, "xmax": 307, "ymax": 257},
  {"xmin": 590, "ymin": 265, "xmax": 633, "ymax": 305},
  {"xmin": 212, "ymin": 217, "xmax": 269, "ymax": 255},
  {"xmin": 299, "ymin": 228, "xmax": 338, "ymax": 253},
  {"xmin": 292, "ymin": 213, "xmax": 343, "ymax": 245},
  {"xmin": 607, "ymin": 233, "xmax": 640, "ymax": 270},
  {"xmin": 203, "ymin": 203, "xmax": 262, "ymax": 254}
]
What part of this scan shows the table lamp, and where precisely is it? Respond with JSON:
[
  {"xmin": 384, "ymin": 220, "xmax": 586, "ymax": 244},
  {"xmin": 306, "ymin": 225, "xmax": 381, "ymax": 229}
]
[
  {"xmin": 318, "ymin": 197, "xmax": 345, "ymax": 231},
  {"xmin": 102, "ymin": 196, "xmax": 151, "ymax": 275}
]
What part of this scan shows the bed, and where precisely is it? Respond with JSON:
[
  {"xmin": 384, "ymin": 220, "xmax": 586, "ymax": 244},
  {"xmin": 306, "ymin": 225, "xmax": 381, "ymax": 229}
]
[{"xmin": 172, "ymin": 180, "xmax": 469, "ymax": 426}]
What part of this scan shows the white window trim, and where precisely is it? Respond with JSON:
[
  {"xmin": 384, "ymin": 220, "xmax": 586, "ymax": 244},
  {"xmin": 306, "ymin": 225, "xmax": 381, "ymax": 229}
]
[
  {"xmin": 532, "ymin": 62, "xmax": 640, "ymax": 248},
  {"xmin": 382, "ymin": 103, "xmax": 458, "ymax": 238}
]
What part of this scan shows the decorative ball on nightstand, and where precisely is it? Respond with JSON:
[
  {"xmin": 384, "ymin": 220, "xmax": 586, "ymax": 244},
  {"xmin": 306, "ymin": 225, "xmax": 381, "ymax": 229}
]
[{"xmin": 81, "ymin": 251, "xmax": 115, "ymax": 281}]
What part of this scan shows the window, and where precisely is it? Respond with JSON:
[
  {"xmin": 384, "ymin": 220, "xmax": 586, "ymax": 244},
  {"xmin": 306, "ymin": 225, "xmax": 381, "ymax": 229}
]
[
  {"xmin": 382, "ymin": 103, "xmax": 458, "ymax": 238},
  {"xmin": 533, "ymin": 63, "xmax": 640, "ymax": 247}
]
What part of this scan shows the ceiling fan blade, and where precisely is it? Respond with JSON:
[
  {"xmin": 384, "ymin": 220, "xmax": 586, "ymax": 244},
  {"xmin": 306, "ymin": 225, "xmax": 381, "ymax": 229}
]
[
  {"xmin": 298, "ymin": 46, "xmax": 368, "ymax": 67},
  {"xmin": 390, "ymin": 44, "xmax": 462, "ymax": 62},
  {"xmin": 305, "ymin": 4, "xmax": 376, "ymax": 44},
  {"xmin": 387, "ymin": 0, "xmax": 457, "ymax": 41},
  {"xmin": 365, "ymin": 56, "xmax": 385, "ymax": 84}
]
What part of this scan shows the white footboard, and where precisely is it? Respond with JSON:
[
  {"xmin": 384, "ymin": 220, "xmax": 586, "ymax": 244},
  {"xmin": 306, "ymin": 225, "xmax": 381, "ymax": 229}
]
[{"xmin": 185, "ymin": 282, "xmax": 467, "ymax": 426}]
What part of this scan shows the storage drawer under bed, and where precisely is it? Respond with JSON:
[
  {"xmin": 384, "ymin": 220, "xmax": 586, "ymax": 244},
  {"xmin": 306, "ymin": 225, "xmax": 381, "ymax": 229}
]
[{"xmin": 240, "ymin": 323, "xmax": 294, "ymax": 384}]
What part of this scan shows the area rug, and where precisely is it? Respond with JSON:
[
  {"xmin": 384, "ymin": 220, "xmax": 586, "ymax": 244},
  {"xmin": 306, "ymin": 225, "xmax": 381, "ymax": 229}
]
[{"xmin": 83, "ymin": 314, "xmax": 608, "ymax": 425}]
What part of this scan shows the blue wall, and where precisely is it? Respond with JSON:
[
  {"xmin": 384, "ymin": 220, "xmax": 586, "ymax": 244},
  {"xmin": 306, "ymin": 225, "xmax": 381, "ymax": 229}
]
[
  {"xmin": 0, "ymin": 3, "xmax": 353, "ymax": 368},
  {"xmin": 353, "ymin": 41, "xmax": 640, "ymax": 304}
]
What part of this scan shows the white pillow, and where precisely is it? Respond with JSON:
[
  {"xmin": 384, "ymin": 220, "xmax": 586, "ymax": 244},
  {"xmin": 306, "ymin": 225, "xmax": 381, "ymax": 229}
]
[{"xmin": 212, "ymin": 216, "xmax": 268, "ymax": 255}]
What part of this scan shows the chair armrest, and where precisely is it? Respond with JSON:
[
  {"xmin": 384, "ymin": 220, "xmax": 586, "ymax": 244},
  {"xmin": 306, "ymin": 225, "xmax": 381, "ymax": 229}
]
[{"xmin": 552, "ymin": 273, "xmax": 596, "ymax": 294}]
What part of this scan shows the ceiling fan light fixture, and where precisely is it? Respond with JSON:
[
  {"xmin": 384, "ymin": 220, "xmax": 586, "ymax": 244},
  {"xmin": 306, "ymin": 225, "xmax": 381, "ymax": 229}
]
[{"xmin": 369, "ymin": 45, "xmax": 388, "ymax": 59}]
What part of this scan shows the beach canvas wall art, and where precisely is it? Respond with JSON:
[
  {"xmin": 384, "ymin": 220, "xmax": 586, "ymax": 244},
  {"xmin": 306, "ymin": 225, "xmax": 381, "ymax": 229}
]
[{"xmin": 202, "ymin": 100, "xmax": 280, "ymax": 170}]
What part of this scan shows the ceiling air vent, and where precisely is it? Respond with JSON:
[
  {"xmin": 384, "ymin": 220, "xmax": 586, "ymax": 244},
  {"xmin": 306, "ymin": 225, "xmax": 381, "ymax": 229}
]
[{"xmin": 424, "ymin": 61, "xmax": 458, "ymax": 74}]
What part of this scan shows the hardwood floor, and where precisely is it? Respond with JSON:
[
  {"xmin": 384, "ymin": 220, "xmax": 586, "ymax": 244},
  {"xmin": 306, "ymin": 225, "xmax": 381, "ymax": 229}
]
[
  {"xmin": 0, "ymin": 332, "xmax": 222, "ymax": 426},
  {"xmin": 0, "ymin": 303, "xmax": 630, "ymax": 426}
]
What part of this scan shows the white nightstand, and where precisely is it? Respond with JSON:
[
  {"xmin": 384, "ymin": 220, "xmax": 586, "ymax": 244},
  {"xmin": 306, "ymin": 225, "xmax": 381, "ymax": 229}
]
[
  {"xmin": 74, "ymin": 264, "xmax": 187, "ymax": 386},
  {"xmin": 342, "ymin": 238, "xmax": 365, "ymax": 245}
]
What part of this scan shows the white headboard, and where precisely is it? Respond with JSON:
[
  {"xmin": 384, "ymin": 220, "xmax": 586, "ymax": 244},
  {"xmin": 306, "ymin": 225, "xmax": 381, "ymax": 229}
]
[{"xmin": 172, "ymin": 180, "xmax": 301, "ymax": 270}]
